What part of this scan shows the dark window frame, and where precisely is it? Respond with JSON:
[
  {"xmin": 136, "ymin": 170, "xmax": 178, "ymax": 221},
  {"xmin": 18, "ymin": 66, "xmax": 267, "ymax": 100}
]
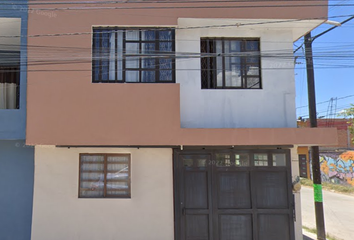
[
  {"xmin": 92, "ymin": 27, "xmax": 176, "ymax": 83},
  {"xmin": 79, "ymin": 153, "xmax": 131, "ymax": 199},
  {"xmin": 201, "ymin": 38, "xmax": 262, "ymax": 89}
]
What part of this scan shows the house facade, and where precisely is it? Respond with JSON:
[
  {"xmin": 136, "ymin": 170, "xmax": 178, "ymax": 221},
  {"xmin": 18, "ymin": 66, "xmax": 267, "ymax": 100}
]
[
  {"xmin": 0, "ymin": 1, "xmax": 35, "ymax": 240},
  {"xmin": 26, "ymin": 1, "xmax": 336, "ymax": 240}
]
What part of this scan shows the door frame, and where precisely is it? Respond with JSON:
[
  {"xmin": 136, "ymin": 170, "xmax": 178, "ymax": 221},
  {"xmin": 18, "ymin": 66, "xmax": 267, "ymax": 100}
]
[{"xmin": 173, "ymin": 147, "xmax": 295, "ymax": 240}]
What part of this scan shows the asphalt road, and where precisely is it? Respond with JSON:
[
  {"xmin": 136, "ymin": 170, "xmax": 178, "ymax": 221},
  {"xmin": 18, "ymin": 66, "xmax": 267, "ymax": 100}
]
[{"xmin": 301, "ymin": 187, "xmax": 354, "ymax": 240}]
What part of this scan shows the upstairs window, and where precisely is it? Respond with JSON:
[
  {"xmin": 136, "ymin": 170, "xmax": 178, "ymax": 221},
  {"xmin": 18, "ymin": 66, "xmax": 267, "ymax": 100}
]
[
  {"xmin": 201, "ymin": 38, "xmax": 261, "ymax": 89},
  {"xmin": 92, "ymin": 28, "xmax": 175, "ymax": 83}
]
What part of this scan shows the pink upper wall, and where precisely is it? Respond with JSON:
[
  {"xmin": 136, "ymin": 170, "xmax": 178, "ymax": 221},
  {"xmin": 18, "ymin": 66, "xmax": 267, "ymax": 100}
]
[{"xmin": 26, "ymin": 0, "xmax": 332, "ymax": 146}]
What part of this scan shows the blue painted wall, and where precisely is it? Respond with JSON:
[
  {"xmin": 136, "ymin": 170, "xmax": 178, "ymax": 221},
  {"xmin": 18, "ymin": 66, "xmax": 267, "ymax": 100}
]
[
  {"xmin": 0, "ymin": 140, "xmax": 34, "ymax": 240},
  {"xmin": 0, "ymin": 0, "xmax": 28, "ymax": 140},
  {"xmin": 0, "ymin": 3, "xmax": 34, "ymax": 240}
]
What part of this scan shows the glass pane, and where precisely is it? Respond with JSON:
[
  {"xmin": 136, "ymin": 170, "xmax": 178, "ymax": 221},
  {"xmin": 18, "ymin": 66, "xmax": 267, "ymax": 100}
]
[
  {"xmin": 80, "ymin": 190, "xmax": 104, "ymax": 198},
  {"xmin": 81, "ymin": 155, "xmax": 104, "ymax": 162},
  {"xmin": 107, "ymin": 155, "xmax": 129, "ymax": 163},
  {"xmin": 216, "ymin": 153, "xmax": 232, "ymax": 167},
  {"xmin": 225, "ymin": 63, "xmax": 241, "ymax": 87},
  {"xmin": 159, "ymin": 42, "xmax": 173, "ymax": 52},
  {"xmin": 126, "ymin": 30, "xmax": 139, "ymax": 40},
  {"xmin": 159, "ymin": 58, "xmax": 172, "ymax": 69},
  {"xmin": 160, "ymin": 70, "xmax": 172, "ymax": 81},
  {"xmin": 142, "ymin": 71, "xmax": 155, "ymax": 82},
  {"xmin": 101, "ymin": 31, "xmax": 110, "ymax": 81},
  {"xmin": 229, "ymin": 40, "xmax": 241, "ymax": 52},
  {"xmin": 246, "ymin": 65, "xmax": 259, "ymax": 76},
  {"xmin": 142, "ymin": 58, "xmax": 155, "ymax": 69},
  {"xmin": 273, "ymin": 154, "xmax": 286, "ymax": 166},
  {"xmin": 93, "ymin": 30, "xmax": 100, "ymax": 81},
  {"xmin": 142, "ymin": 30, "xmax": 155, "ymax": 40},
  {"xmin": 246, "ymin": 41, "xmax": 259, "ymax": 51},
  {"xmin": 125, "ymin": 57, "xmax": 139, "ymax": 69},
  {"xmin": 117, "ymin": 31, "xmax": 123, "ymax": 80},
  {"xmin": 125, "ymin": 71, "xmax": 139, "ymax": 82},
  {"xmin": 107, "ymin": 163, "xmax": 128, "ymax": 171},
  {"xmin": 80, "ymin": 172, "xmax": 104, "ymax": 181},
  {"xmin": 235, "ymin": 154, "xmax": 250, "ymax": 166},
  {"xmin": 247, "ymin": 77, "xmax": 260, "ymax": 89},
  {"xmin": 142, "ymin": 43, "xmax": 155, "ymax": 54},
  {"xmin": 159, "ymin": 30, "xmax": 172, "ymax": 41},
  {"xmin": 109, "ymin": 32, "xmax": 116, "ymax": 81},
  {"xmin": 183, "ymin": 158, "xmax": 193, "ymax": 167},
  {"xmin": 126, "ymin": 42, "xmax": 139, "ymax": 54},
  {"xmin": 81, "ymin": 163, "xmax": 104, "ymax": 171},
  {"xmin": 80, "ymin": 180, "xmax": 104, "ymax": 190},
  {"xmin": 106, "ymin": 181, "xmax": 129, "ymax": 190},
  {"xmin": 254, "ymin": 154, "xmax": 268, "ymax": 166},
  {"xmin": 197, "ymin": 159, "xmax": 207, "ymax": 167},
  {"xmin": 107, "ymin": 190, "xmax": 130, "ymax": 197},
  {"xmin": 80, "ymin": 155, "xmax": 105, "ymax": 198}
]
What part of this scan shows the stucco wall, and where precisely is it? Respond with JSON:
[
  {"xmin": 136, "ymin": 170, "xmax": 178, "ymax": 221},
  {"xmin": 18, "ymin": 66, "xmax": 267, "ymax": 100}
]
[
  {"xmin": 31, "ymin": 146, "xmax": 174, "ymax": 240},
  {"xmin": 177, "ymin": 19, "xmax": 296, "ymax": 128},
  {"xmin": 0, "ymin": 140, "xmax": 34, "ymax": 240}
]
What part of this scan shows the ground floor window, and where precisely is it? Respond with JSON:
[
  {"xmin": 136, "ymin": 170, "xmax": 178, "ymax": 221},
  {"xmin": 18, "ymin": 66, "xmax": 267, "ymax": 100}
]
[{"xmin": 79, "ymin": 154, "xmax": 131, "ymax": 198}]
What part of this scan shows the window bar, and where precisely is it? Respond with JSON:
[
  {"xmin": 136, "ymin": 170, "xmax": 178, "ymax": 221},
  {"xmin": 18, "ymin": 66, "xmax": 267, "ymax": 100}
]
[
  {"xmin": 241, "ymin": 40, "xmax": 246, "ymax": 89},
  {"xmin": 115, "ymin": 30, "xmax": 118, "ymax": 82},
  {"xmin": 139, "ymin": 30, "xmax": 142, "ymax": 83},
  {"xmin": 155, "ymin": 31, "xmax": 159, "ymax": 83},
  {"xmin": 206, "ymin": 39, "xmax": 211, "ymax": 89},
  {"xmin": 212, "ymin": 40, "xmax": 217, "ymax": 89},
  {"xmin": 222, "ymin": 40, "xmax": 226, "ymax": 88},
  {"xmin": 103, "ymin": 154, "xmax": 107, "ymax": 197},
  {"xmin": 99, "ymin": 31, "xmax": 103, "ymax": 82},
  {"xmin": 122, "ymin": 31, "xmax": 126, "ymax": 82},
  {"xmin": 172, "ymin": 30, "xmax": 176, "ymax": 83}
]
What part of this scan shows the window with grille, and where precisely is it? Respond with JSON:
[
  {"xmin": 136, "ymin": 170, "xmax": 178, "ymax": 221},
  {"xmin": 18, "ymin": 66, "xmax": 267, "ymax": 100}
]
[
  {"xmin": 92, "ymin": 28, "xmax": 175, "ymax": 83},
  {"xmin": 201, "ymin": 38, "xmax": 261, "ymax": 89},
  {"xmin": 79, "ymin": 154, "xmax": 131, "ymax": 198}
]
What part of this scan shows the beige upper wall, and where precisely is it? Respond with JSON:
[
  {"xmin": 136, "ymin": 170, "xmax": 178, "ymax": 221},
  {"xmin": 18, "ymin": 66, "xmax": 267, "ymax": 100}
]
[{"xmin": 31, "ymin": 147, "xmax": 174, "ymax": 240}]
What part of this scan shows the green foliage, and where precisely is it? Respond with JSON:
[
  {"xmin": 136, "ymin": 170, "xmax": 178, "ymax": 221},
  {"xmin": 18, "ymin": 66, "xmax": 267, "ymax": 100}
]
[{"xmin": 339, "ymin": 104, "xmax": 354, "ymax": 144}]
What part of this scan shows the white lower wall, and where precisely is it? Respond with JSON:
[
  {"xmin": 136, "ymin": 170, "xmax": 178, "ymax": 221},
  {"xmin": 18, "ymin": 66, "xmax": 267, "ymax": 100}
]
[{"xmin": 31, "ymin": 146, "xmax": 174, "ymax": 240}]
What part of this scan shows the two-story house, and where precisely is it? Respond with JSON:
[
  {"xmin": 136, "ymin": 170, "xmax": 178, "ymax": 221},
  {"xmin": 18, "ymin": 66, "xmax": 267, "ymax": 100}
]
[
  {"xmin": 26, "ymin": 1, "xmax": 337, "ymax": 240},
  {"xmin": 0, "ymin": 1, "xmax": 34, "ymax": 240}
]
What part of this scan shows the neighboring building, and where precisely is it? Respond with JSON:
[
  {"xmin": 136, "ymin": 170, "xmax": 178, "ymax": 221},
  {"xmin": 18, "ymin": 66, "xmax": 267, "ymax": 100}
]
[
  {"xmin": 0, "ymin": 1, "xmax": 35, "ymax": 240},
  {"xmin": 298, "ymin": 119, "xmax": 354, "ymax": 186},
  {"xmin": 26, "ymin": 1, "xmax": 336, "ymax": 240},
  {"xmin": 298, "ymin": 118, "xmax": 354, "ymax": 150}
]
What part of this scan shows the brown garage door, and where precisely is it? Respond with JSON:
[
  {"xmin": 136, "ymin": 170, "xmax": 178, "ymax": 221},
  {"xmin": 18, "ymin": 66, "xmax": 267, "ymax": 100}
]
[{"xmin": 174, "ymin": 149, "xmax": 295, "ymax": 240}]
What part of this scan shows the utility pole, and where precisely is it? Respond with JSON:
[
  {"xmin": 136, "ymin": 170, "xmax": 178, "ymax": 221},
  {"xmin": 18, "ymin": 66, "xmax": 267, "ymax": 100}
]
[
  {"xmin": 303, "ymin": 16, "xmax": 354, "ymax": 240},
  {"xmin": 304, "ymin": 32, "xmax": 326, "ymax": 240}
]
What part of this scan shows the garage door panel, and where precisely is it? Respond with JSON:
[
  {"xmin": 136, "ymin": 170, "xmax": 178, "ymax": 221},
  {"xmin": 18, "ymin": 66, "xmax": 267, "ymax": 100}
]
[
  {"xmin": 186, "ymin": 214, "xmax": 210, "ymax": 240},
  {"xmin": 219, "ymin": 214, "xmax": 253, "ymax": 240},
  {"xmin": 254, "ymin": 171, "xmax": 289, "ymax": 209},
  {"xmin": 217, "ymin": 172, "xmax": 251, "ymax": 209},
  {"xmin": 258, "ymin": 214, "xmax": 290, "ymax": 240},
  {"xmin": 185, "ymin": 171, "xmax": 209, "ymax": 209}
]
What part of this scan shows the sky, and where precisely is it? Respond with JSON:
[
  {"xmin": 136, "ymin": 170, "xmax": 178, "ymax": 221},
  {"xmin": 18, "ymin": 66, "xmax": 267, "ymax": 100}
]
[{"xmin": 295, "ymin": 2, "xmax": 354, "ymax": 119}]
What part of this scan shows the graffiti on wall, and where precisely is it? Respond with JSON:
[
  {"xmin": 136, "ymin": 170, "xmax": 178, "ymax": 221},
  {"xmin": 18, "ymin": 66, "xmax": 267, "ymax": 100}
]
[{"xmin": 319, "ymin": 151, "xmax": 354, "ymax": 186}]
